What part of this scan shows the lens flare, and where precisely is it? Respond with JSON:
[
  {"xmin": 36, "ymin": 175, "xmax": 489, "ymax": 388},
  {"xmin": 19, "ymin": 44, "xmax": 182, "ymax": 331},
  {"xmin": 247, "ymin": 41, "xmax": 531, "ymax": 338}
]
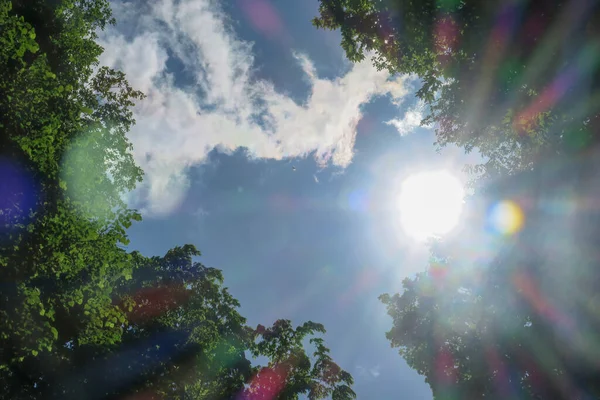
[
  {"xmin": 0, "ymin": 158, "xmax": 38, "ymax": 229},
  {"xmin": 488, "ymin": 200, "xmax": 524, "ymax": 235},
  {"xmin": 60, "ymin": 131, "xmax": 115, "ymax": 220}
]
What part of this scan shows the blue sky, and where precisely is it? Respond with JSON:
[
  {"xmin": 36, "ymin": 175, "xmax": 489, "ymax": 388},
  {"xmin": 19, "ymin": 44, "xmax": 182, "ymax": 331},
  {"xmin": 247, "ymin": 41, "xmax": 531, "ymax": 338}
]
[{"xmin": 99, "ymin": 0, "xmax": 480, "ymax": 397}]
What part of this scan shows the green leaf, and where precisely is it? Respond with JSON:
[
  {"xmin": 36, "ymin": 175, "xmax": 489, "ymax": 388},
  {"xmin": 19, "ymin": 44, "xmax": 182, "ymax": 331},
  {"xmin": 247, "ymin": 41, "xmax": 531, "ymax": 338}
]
[{"xmin": 51, "ymin": 327, "xmax": 58, "ymax": 340}]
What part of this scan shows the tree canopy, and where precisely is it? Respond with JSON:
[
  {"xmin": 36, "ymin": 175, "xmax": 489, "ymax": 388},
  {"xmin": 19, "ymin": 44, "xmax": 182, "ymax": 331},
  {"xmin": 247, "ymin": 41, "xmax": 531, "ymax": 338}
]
[
  {"xmin": 0, "ymin": 1, "xmax": 356, "ymax": 399},
  {"xmin": 314, "ymin": 0, "xmax": 600, "ymax": 180}
]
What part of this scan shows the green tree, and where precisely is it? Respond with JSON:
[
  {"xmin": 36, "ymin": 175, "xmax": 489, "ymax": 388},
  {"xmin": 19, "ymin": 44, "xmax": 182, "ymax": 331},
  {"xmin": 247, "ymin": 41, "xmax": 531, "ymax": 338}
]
[
  {"xmin": 244, "ymin": 320, "xmax": 355, "ymax": 400},
  {"xmin": 313, "ymin": 0, "xmax": 600, "ymax": 180},
  {"xmin": 112, "ymin": 246, "xmax": 355, "ymax": 400},
  {"xmin": 1, "ymin": 0, "xmax": 144, "ymax": 379},
  {"xmin": 6, "ymin": 245, "xmax": 355, "ymax": 400}
]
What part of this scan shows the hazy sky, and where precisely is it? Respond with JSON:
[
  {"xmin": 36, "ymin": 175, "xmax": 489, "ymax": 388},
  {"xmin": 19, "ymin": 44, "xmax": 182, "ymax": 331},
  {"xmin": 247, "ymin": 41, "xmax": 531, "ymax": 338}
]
[{"xmin": 100, "ymin": 0, "xmax": 480, "ymax": 397}]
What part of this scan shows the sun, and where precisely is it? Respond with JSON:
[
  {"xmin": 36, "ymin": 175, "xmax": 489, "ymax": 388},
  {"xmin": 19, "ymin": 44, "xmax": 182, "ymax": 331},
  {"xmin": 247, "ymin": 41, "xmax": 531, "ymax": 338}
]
[{"xmin": 396, "ymin": 170, "xmax": 464, "ymax": 240}]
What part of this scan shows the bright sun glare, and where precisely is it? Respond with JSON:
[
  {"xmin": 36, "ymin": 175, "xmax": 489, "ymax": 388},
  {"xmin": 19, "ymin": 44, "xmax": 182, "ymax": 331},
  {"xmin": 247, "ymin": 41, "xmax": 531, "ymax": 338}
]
[{"xmin": 397, "ymin": 170, "xmax": 464, "ymax": 240}]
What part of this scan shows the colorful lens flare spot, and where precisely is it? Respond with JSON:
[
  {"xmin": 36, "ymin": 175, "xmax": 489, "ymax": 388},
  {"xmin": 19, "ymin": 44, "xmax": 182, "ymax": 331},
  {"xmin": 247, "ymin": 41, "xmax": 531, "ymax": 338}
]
[
  {"xmin": 489, "ymin": 200, "xmax": 524, "ymax": 235},
  {"xmin": 239, "ymin": 0, "xmax": 284, "ymax": 40},
  {"xmin": 241, "ymin": 365, "xmax": 287, "ymax": 400},
  {"xmin": 348, "ymin": 189, "xmax": 368, "ymax": 212},
  {"xmin": 0, "ymin": 158, "xmax": 39, "ymax": 229}
]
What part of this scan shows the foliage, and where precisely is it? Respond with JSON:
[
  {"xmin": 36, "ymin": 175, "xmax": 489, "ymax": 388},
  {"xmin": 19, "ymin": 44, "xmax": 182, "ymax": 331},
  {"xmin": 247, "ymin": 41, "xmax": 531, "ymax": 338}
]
[
  {"xmin": 245, "ymin": 320, "xmax": 355, "ymax": 400},
  {"xmin": 1, "ymin": 0, "xmax": 144, "ymax": 380},
  {"xmin": 4, "ymin": 245, "xmax": 355, "ymax": 400},
  {"xmin": 314, "ymin": 0, "xmax": 600, "ymax": 180},
  {"xmin": 128, "ymin": 247, "xmax": 355, "ymax": 400}
]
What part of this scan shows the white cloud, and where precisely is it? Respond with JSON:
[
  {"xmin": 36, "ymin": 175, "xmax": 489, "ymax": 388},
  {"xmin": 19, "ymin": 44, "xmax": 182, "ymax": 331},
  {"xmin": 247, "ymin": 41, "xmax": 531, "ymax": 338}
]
[
  {"xmin": 192, "ymin": 206, "xmax": 209, "ymax": 219},
  {"xmin": 356, "ymin": 364, "xmax": 381, "ymax": 379},
  {"xmin": 99, "ymin": 0, "xmax": 409, "ymax": 216},
  {"xmin": 370, "ymin": 365, "xmax": 381, "ymax": 378},
  {"xmin": 385, "ymin": 101, "xmax": 430, "ymax": 136}
]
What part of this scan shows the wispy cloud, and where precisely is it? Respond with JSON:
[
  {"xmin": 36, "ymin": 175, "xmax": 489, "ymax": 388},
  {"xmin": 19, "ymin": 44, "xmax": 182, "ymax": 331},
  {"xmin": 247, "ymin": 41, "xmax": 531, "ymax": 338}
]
[
  {"xmin": 356, "ymin": 364, "xmax": 381, "ymax": 379},
  {"xmin": 99, "ymin": 0, "xmax": 409, "ymax": 216},
  {"xmin": 370, "ymin": 365, "xmax": 381, "ymax": 378},
  {"xmin": 192, "ymin": 206, "xmax": 209, "ymax": 219},
  {"xmin": 385, "ymin": 101, "xmax": 430, "ymax": 136}
]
